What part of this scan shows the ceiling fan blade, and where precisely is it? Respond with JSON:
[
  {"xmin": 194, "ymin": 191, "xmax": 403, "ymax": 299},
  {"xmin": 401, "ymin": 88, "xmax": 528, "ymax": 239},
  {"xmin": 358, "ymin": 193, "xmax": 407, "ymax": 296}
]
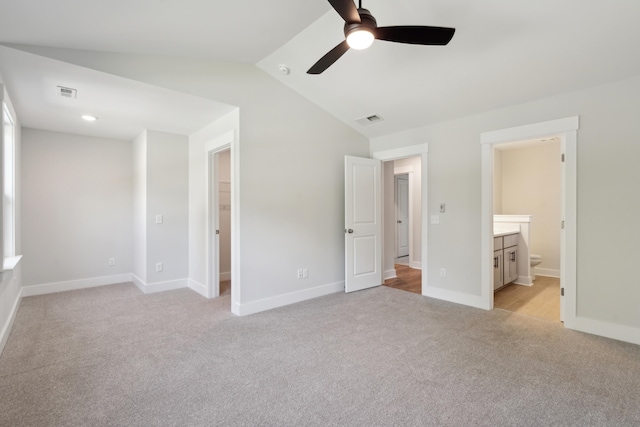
[
  {"xmin": 307, "ymin": 40, "xmax": 350, "ymax": 74},
  {"xmin": 328, "ymin": 0, "xmax": 361, "ymax": 23},
  {"xmin": 375, "ymin": 26, "xmax": 455, "ymax": 45}
]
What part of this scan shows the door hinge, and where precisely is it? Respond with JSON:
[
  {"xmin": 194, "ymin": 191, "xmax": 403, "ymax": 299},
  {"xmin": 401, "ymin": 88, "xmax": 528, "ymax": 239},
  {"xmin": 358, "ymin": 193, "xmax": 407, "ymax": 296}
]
[
  {"xmin": 216, "ymin": 230, "xmax": 220, "ymax": 235},
  {"xmin": 561, "ymin": 220, "xmax": 565, "ymax": 229},
  {"xmin": 561, "ymin": 287, "xmax": 565, "ymax": 297},
  {"xmin": 561, "ymin": 153, "xmax": 565, "ymax": 162}
]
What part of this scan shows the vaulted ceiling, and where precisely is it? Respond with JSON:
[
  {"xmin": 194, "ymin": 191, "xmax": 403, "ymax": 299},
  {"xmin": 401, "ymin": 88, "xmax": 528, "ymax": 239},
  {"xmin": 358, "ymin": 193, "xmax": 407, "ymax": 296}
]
[{"xmin": 1, "ymin": 0, "xmax": 640, "ymax": 140}]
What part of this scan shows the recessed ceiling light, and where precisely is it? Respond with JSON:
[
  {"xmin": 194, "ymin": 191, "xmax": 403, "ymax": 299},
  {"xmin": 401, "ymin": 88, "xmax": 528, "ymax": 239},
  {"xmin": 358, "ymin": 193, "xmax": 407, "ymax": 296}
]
[{"xmin": 82, "ymin": 115, "xmax": 98, "ymax": 122}]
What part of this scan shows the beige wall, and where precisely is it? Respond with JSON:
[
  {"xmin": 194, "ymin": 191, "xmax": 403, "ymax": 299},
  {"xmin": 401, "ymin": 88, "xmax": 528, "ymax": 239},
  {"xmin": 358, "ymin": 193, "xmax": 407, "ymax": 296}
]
[{"xmin": 498, "ymin": 142, "xmax": 561, "ymax": 275}]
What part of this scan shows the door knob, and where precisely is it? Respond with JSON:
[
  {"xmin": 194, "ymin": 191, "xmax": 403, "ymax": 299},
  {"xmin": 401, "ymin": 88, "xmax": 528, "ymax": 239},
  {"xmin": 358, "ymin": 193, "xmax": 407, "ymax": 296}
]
[
  {"xmin": 397, "ymin": 220, "xmax": 402, "ymax": 223},
  {"xmin": 346, "ymin": 229, "xmax": 354, "ymax": 234}
]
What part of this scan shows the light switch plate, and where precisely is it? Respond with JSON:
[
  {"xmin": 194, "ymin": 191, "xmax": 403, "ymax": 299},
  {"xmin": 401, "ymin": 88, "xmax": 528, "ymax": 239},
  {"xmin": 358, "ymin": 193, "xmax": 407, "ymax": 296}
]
[{"xmin": 439, "ymin": 203, "xmax": 446, "ymax": 213}]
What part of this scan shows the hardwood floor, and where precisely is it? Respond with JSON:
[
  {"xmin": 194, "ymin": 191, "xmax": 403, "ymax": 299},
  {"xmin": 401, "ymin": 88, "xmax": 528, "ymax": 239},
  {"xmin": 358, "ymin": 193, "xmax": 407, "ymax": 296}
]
[
  {"xmin": 494, "ymin": 276, "xmax": 560, "ymax": 322},
  {"xmin": 384, "ymin": 265, "xmax": 558, "ymax": 322},
  {"xmin": 384, "ymin": 264, "xmax": 421, "ymax": 294},
  {"xmin": 220, "ymin": 280, "xmax": 231, "ymax": 296}
]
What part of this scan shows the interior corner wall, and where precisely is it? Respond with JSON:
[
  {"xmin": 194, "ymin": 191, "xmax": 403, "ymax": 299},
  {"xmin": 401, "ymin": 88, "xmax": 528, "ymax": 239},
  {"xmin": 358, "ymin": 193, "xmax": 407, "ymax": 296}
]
[
  {"xmin": 370, "ymin": 74, "xmax": 640, "ymax": 336},
  {"xmin": 22, "ymin": 128, "xmax": 133, "ymax": 286},
  {"xmin": 143, "ymin": 130, "xmax": 189, "ymax": 285},
  {"xmin": 0, "ymin": 81, "xmax": 22, "ymax": 354},
  {"xmin": 132, "ymin": 130, "xmax": 147, "ymax": 282}
]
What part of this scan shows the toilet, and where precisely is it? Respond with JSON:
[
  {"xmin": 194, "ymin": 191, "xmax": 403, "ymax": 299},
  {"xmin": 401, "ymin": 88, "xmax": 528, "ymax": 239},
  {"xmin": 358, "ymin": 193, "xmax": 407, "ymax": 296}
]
[{"xmin": 530, "ymin": 254, "xmax": 543, "ymax": 280}]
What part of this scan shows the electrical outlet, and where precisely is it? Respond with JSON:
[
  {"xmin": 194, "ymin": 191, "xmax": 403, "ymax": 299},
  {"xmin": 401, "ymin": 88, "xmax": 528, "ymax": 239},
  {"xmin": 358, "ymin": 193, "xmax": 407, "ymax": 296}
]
[
  {"xmin": 108, "ymin": 258, "xmax": 115, "ymax": 266},
  {"xmin": 297, "ymin": 269, "xmax": 303, "ymax": 279},
  {"xmin": 155, "ymin": 215, "xmax": 163, "ymax": 224},
  {"xmin": 303, "ymin": 268, "xmax": 309, "ymax": 278},
  {"xmin": 430, "ymin": 215, "xmax": 440, "ymax": 224},
  {"xmin": 440, "ymin": 268, "xmax": 446, "ymax": 277},
  {"xmin": 156, "ymin": 262, "xmax": 163, "ymax": 272}
]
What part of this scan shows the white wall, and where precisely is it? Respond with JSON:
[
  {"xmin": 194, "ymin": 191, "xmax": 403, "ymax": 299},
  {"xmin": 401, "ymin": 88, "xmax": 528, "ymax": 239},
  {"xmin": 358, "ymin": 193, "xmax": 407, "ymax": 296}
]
[
  {"xmin": 22, "ymin": 129, "xmax": 132, "ymax": 286},
  {"xmin": 0, "ymin": 81, "xmax": 22, "ymax": 354},
  {"xmin": 371, "ymin": 75, "xmax": 640, "ymax": 337},
  {"xmin": 131, "ymin": 130, "xmax": 189, "ymax": 291},
  {"xmin": 132, "ymin": 130, "xmax": 147, "ymax": 282},
  {"xmin": 145, "ymin": 130, "xmax": 189, "ymax": 284},
  {"xmin": 499, "ymin": 142, "xmax": 561, "ymax": 275}
]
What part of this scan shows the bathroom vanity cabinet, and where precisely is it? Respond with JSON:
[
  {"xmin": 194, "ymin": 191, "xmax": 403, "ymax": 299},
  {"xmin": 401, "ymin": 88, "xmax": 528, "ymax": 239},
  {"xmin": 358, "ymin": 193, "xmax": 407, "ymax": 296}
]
[{"xmin": 493, "ymin": 233, "xmax": 518, "ymax": 290}]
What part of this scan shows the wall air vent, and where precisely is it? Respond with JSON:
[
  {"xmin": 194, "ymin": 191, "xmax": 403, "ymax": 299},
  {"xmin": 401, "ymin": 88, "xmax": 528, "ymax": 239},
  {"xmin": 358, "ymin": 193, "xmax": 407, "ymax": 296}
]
[
  {"xmin": 57, "ymin": 86, "xmax": 77, "ymax": 98},
  {"xmin": 356, "ymin": 114, "xmax": 384, "ymax": 126}
]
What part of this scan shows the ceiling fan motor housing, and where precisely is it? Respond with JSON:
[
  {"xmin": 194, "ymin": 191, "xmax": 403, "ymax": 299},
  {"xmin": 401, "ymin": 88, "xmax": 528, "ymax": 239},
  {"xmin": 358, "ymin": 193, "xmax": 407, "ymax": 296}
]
[{"xmin": 344, "ymin": 8, "xmax": 377, "ymax": 38}]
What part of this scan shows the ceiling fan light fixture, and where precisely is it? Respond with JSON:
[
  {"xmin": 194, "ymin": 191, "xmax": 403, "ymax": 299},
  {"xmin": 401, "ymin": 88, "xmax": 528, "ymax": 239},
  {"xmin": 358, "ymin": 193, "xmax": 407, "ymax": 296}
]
[{"xmin": 346, "ymin": 28, "xmax": 374, "ymax": 50}]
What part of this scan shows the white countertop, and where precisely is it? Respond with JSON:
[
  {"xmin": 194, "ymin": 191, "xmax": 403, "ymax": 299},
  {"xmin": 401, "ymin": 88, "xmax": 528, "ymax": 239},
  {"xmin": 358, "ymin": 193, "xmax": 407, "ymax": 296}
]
[{"xmin": 494, "ymin": 230, "xmax": 520, "ymax": 237}]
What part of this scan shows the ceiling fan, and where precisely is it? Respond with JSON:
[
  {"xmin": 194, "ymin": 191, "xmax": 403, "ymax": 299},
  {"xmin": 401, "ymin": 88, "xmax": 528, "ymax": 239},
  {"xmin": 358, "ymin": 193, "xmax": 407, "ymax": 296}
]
[{"xmin": 307, "ymin": 0, "xmax": 455, "ymax": 74}]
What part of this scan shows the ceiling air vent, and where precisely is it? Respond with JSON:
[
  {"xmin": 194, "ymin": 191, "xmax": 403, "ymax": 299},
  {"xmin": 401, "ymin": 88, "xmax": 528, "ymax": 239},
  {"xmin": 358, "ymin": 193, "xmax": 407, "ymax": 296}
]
[
  {"xmin": 57, "ymin": 86, "xmax": 77, "ymax": 98},
  {"xmin": 356, "ymin": 114, "xmax": 384, "ymax": 126}
]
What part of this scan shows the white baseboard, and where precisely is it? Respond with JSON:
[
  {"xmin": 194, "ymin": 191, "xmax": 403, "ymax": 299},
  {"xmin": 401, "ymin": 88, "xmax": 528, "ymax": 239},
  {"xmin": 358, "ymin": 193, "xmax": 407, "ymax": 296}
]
[
  {"xmin": 384, "ymin": 269, "xmax": 397, "ymax": 280},
  {"xmin": 0, "ymin": 285, "xmax": 22, "ymax": 356},
  {"xmin": 234, "ymin": 281, "xmax": 344, "ymax": 316},
  {"xmin": 569, "ymin": 316, "xmax": 640, "ymax": 346},
  {"xmin": 424, "ymin": 286, "xmax": 490, "ymax": 310},
  {"xmin": 535, "ymin": 268, "xmax": 560, "ymax": 278},
  {"xmin": 220, "ymin": 271, "xmax": 231, "ymax": 281},
  {"xmin": 21, "ymin": 274, "xmax": 133, "ymax": 297},
  {"xmin": 188, "ymin": 279, "xmax": 210, "ymax": 298},
  {"xmin": 514, "ymin": 275, "xmax": 533, "ymax": 286},
  {"xmin": 410, "ymin": 261, "xmax": 422, "ymax": 270},
  {"xmin": 132, "ymin": 275, "xmax": 188, "ymax": 294}
]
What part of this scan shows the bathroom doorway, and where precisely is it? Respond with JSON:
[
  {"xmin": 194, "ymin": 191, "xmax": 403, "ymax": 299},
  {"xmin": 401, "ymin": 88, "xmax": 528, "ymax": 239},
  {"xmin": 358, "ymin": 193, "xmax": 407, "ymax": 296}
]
[{"xmin": 492, "ymin": 139, "xmax": 561, "ymax": 322}]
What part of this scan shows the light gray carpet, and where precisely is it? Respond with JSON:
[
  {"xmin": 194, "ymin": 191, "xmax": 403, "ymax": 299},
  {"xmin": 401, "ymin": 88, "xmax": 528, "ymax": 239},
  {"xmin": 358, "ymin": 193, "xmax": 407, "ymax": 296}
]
[{"xmin": 2, "ymin": 283, "xmax": 640, "ymax": 426}]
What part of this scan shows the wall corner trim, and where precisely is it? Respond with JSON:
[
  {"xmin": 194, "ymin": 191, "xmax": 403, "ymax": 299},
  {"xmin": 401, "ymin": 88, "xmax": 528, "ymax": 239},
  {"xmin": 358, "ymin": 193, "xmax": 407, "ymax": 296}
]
[
  {"xmin": 234, "ymin": 281, "xmax": 344, "ymax": 316},
  {"xmin": 188, "ymin": 278, "xmax": 210, "ymax": 298},
  {"xmin": 0, "ymin": 286, "xmax": 23, "ymax": 356},
  {"xmin": 133, "ymin": 276, "xmax": 188, "ymax": 294},
  {"xmin": 423, "ymin": 286, "xmax": 490, "ymax": 310},
  {"xmin": 569, "ymin": 317, "xmax": 640, "ymax": 346},
  {"xmin": 21, "ymin": 274, "xmax": 134, "ymax": 297}
]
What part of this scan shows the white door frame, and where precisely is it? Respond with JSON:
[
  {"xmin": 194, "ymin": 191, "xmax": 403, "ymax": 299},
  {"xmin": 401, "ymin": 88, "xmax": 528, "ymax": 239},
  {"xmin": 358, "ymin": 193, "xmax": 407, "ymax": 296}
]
[
  {"xmin": 480, "ymin": 116, "xmax": 578, "ymax": 328},
  {"xmin": 205, "ymin": 130, "xmax": 241, "ymax": 314},
  {"xmin": 372, "ymin": 144, "xmax": 428, "ymax": 295}
]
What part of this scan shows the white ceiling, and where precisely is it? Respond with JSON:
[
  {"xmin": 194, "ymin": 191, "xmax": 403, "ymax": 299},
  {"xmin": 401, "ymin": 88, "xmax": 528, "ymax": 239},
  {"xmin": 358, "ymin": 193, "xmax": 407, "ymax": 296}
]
[{"xmin": 1, "ymin": 0, "xmax": 640, "ymax": 140}]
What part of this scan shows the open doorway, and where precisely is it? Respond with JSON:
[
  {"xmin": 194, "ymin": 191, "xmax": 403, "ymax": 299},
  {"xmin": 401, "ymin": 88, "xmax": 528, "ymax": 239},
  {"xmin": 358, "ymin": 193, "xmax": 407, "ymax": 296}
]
[
  {"xmin": 492, "ymin": 138, "xmax": 561, "ymax": 322},
  {"xmin": 382, "ymin": 156, "xmax": 422, "ymax": 295},
  {"xmin": 215, "ymin": 149, "xmax": 232, "ymax": 297},
  {"xmin": 480, "ymin": 116, "xmax": 579, "ymax": 327}
]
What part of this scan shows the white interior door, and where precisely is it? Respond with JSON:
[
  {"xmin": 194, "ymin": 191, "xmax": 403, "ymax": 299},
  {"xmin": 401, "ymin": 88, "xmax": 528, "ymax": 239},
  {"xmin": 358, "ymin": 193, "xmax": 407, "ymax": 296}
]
[
  {"xmin": 345, "ymin": 156, "xmax": 382, "ymax": 293},
  {"xmin": 395, "ymin": 174, "xmax": 409, "ymax": 258}
]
